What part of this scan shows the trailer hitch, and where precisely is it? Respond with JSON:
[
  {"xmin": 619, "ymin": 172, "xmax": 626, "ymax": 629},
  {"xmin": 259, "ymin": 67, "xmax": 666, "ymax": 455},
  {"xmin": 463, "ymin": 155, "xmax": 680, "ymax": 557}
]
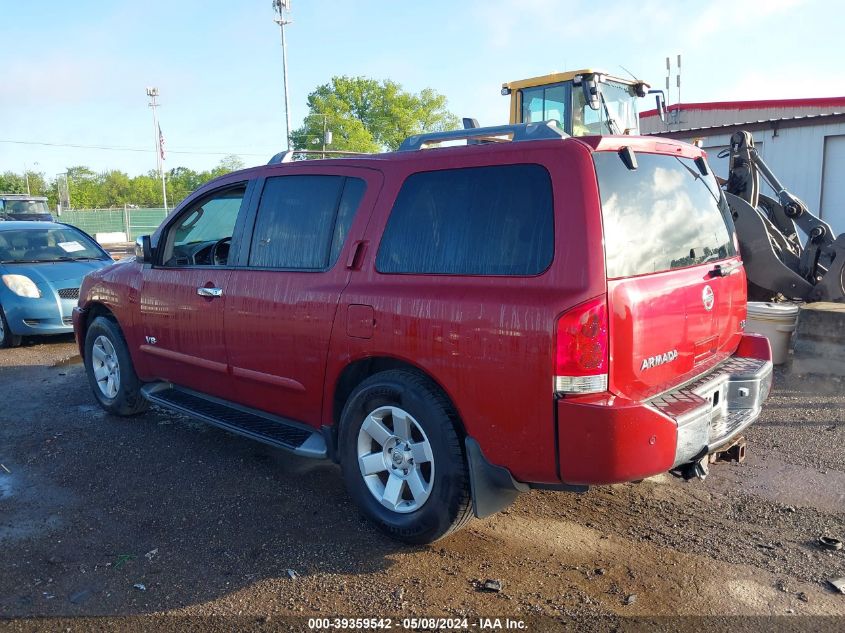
[{"xmin": 710, "ymin": 436, "xmax": 748, "ymax": 464}]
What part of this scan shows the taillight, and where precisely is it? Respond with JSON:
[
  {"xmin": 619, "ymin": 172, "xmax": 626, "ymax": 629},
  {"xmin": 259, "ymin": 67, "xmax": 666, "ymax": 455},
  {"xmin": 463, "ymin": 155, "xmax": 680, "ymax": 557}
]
[{"xmin": 554, "ymin": 296, "xmax": 609, "ymax": 395}]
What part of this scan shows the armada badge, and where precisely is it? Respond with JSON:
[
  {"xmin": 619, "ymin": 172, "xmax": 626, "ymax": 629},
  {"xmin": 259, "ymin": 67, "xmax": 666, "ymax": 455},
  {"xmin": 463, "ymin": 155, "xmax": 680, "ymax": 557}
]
[{"xmin": 641, "ymin": 349, "xmax": 679, "ymax": 371}]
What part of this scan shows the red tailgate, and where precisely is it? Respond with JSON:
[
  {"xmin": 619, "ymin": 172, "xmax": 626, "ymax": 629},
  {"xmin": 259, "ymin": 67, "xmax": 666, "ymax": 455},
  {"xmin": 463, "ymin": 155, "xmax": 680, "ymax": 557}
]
[
  {"xmin": 607, "ymin": 260, "xmax": 746, "ymax": 401},
  {"xmin": 592, "ymin": 143, "xmax": 745, "ymax": 401}
]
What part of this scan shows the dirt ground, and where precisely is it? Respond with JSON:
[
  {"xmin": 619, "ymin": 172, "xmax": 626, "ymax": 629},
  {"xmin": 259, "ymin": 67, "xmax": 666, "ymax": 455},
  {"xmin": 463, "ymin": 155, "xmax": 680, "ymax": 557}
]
[{"xmin": 0, "ymin": 336, "xmax": 843, "ymax": 632}]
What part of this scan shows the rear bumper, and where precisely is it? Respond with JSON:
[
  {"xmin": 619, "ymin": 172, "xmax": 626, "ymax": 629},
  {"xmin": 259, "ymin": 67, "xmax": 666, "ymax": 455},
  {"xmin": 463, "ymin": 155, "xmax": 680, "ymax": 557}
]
[
  {"xmin": 658, "ymin": 355, "xmax": 772, "ymax": 467},
  {"xmin": 558, "ymin": 334, "xmax": 773, "ymax": 485}
]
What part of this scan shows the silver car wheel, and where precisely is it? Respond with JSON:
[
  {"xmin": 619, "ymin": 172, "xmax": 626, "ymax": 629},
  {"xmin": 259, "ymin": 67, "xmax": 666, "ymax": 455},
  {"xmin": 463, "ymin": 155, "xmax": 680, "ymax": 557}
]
[
  {"xmin": 356, "ymin": 405, "xmax": 435, "ymax": 514},
  {"xmin": 91, "ymin": 335, "xmax": 121, "ymax": 399}
]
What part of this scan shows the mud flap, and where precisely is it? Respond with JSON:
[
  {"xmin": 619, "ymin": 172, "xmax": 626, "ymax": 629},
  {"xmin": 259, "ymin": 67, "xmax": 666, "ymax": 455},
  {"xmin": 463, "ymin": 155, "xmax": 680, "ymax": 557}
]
[{"xmin": 465, "ymin": 438, "xmax": 530, "ymax": 518}]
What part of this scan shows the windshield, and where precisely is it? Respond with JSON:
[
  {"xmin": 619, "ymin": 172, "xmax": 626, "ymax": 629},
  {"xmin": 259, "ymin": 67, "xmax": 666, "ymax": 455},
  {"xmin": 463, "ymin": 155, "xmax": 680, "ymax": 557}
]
[
  {"xmin": 0, "ymin": 227, "xmax": 107, "ymax": 263},
  {"xmin": 572, "ymin": 80, "xmax": 640, "ymax": 135},
  {"xmin": 1, "ymin": 199, "xmax": 50, "ymax": 214}
]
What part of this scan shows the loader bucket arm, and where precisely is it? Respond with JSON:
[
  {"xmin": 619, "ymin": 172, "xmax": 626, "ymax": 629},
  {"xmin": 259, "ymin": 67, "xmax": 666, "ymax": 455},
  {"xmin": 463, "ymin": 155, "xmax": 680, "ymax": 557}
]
[{"xmin": 724, "ymin": 131, "xmax": 845, "ymax": 303}]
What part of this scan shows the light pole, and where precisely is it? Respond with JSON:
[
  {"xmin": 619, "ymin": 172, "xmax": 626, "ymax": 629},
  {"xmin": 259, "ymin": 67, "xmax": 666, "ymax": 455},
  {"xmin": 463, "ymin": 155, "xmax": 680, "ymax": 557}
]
[
  {"xmin": 272, "ymin": 0, "xmax": 292, "ymax": 149},
  {"xmin": 146, "ymin": 86, "xmax": 168, "ymax": 210}
]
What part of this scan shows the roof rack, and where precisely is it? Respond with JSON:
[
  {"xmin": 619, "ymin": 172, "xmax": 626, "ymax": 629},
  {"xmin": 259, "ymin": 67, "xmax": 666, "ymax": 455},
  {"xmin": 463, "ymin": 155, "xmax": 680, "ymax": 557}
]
[
  {"xmin": 267, "ymin": 149, "xmax": 373, "ymax": 165},
  {"xmin": 398, "ymin": 121, "xmax": 568, "ymax": 152}
]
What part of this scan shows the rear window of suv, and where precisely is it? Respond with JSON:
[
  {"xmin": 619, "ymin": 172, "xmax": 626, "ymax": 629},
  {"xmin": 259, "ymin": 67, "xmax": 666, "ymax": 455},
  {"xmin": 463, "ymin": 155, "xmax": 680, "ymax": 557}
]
[
  {"xmin": 376, "ymin": 164, "xmax": 553, "ymax": 276},
  {"xmin": 594, "ymin": 151, "xmax": 737, "ymax": 278}
]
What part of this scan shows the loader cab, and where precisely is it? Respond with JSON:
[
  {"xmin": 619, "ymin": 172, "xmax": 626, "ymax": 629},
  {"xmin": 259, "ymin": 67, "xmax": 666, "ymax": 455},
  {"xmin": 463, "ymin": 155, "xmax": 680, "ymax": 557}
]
[{"xmin": 503, "ymin": 70, "xmax": 648, "ymax": 136}]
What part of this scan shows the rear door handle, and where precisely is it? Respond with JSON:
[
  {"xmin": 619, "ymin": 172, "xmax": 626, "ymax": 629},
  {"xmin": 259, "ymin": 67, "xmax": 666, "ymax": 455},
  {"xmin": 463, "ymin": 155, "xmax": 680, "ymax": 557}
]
[
  {"xmin": 346, "ymin": 240, "xmax": 367, "ymax": 270},
  {"xmin": 197, "ymin": 287, "xmax": 223, "ymax": 298}
]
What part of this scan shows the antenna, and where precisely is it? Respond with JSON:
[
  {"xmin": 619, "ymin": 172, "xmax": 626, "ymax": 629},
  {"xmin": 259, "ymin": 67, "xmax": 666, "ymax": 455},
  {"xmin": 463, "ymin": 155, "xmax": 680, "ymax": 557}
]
[
  {"xmin": 619, "ymin": 65, "xmax": 638, "ymax": 81},
  {"xmin": 677, "ymin": 54, "xmax": 682, "ymax": 104}
]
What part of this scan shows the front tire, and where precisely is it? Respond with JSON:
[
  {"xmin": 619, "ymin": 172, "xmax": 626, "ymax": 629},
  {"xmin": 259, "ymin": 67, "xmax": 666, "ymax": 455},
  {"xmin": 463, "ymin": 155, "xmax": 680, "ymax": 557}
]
[
  {"xmin": 339, "ymin": 370, "xmax": 473, "ymax": 544},
  {"xmin": 84, "ymin": 316, "xmax": 148, "ymax": 416},
  {"xmin": 0, "ymin": 305, "xmax": 22, "ymax": 348}
]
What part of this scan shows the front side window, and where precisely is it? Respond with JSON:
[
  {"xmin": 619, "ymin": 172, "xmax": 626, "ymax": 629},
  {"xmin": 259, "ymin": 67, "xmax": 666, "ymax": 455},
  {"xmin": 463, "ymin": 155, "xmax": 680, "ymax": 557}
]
[
  {"xmin": 520, "ymin": 84, "xmax": 568, "ymax": 128},
  {"xmin": 161, "ymin": 186, "xmax": 245, "ymax": 267},
  {"xmin": 595, "ymin": 151, "xmax": 737, "ymax": 278},
  {"xmin": 376, "ymin": 164, "xmax": 554, "ymax": 276},
  {"xmin": 248, "ymin": 175, "xmax": 366, "ymax": 270}
]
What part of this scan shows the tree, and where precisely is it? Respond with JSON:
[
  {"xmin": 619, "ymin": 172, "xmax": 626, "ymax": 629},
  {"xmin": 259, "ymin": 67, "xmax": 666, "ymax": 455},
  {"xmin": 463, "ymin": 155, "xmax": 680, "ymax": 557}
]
[
  {"xmin": 65, "ymin": 166, "xmax": 103, "ymax": 209},
  {"xmin": 291, "ymin": 76, "xmax": 460, "ymax": 154},
  {"xmin": 207, "ymin": 154, "xmax": 245, "ymax": 181},
  {"xmin": 0, "ymin": 171, "xmax": 27, "ymax": 194}
]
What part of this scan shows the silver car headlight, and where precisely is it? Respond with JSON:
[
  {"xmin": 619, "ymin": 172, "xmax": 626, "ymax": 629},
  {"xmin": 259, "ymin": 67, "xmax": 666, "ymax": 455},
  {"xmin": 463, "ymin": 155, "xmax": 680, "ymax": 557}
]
[{"xmin": 2, "ymin": 274, "xmax": 42, "ymax": 298}]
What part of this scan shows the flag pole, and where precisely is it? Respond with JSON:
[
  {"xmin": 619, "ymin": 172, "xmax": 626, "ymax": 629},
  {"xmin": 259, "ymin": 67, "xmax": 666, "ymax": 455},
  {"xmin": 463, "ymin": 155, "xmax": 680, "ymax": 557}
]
[{"xmin": 146, "ymin": 87, "xmax": 168, "ymax": 211}]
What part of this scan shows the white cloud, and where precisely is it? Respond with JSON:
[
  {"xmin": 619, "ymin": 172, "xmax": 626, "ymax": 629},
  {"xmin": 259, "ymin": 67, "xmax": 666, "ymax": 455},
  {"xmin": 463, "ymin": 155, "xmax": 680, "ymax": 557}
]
[{"xmin": 686, "ymin": 0, "xmax": 807, "ymax": 45}]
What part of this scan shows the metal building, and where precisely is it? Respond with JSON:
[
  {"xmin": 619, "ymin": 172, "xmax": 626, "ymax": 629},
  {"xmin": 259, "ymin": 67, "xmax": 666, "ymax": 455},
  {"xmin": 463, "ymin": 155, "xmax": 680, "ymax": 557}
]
[{"xmin": 640, "ymin": 97, "xmax": 845, "ymax": 233}]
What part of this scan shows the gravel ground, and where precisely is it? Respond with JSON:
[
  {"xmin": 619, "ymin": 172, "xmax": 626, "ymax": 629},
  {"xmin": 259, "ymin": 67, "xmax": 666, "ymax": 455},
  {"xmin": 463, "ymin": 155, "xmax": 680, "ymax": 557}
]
[{"xmin": 0, "ymin": 338, "xmax": 843, "ymax": 632}]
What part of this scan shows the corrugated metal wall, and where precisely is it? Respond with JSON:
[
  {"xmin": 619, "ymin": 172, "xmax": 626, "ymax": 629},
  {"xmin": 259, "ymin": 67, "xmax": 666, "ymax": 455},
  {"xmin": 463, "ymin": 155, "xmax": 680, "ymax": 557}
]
[
  {"xmin": 641, "ymin": 105, "xmax": 842, "ymax": 135},
  {"xmin": 664, "ymin": 121, "xmax": 845, "ymax": 233}
]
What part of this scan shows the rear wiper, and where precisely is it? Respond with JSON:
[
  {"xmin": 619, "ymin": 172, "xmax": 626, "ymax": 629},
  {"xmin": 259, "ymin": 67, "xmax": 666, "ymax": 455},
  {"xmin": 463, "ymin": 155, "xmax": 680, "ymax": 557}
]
[{"xmin": 672, "ymin": 156, "xmax": 720, "ymax": 204}]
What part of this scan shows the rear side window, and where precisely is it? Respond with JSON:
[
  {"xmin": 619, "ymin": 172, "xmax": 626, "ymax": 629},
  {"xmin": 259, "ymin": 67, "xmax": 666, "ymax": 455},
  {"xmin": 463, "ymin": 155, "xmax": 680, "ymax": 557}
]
[
  {"xmin": 594, "ymin": 152, "xmax": 737, "ymax": 278},
  {"xmin": 249, "ymin": 175, "xmax": 366, "ymax": 270},
  {"xmin": 376, "ymin": 164, "xmax": 553, "ymax": 276}
]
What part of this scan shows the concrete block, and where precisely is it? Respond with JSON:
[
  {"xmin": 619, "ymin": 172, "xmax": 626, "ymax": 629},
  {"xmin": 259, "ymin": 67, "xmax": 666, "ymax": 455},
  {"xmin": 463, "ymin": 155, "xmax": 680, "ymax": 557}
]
[
  {"xmin": 791, "ymin": 302, "xmax": 845, "ymax": 377},
  {"xmin": 95, "ymin": 231, "xmax": 128, "ymax": 245}
]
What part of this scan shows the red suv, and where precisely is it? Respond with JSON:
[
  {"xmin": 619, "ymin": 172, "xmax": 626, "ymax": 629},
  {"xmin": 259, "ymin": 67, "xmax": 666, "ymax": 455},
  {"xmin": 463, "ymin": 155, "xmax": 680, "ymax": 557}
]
[{"xmin": 74, "ymin": 123, "xmax": 773, "ymax": 543}]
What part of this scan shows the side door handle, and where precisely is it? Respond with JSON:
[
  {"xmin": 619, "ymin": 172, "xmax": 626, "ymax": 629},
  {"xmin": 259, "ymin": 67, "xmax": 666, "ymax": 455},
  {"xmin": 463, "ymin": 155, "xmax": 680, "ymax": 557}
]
[
  {"xmin": 197, "ymin": 287, "xmax": 223, "ymax": 298},
  {"xmin": 346, "ymin": 240, "xmax": 367, "ymax": 270},
  {"xmin": 708, "ymin": 261, "xmax": 743, "ymax": 277}
]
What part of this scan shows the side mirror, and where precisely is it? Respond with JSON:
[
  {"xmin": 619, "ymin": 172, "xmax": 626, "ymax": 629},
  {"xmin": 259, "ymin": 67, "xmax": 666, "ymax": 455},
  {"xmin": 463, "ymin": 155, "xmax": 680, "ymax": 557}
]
[
  {"xmin": 633, "ymin": 81, "xmax": 648, "ymax": 98},
  {"xmin": 582, "ymin": 77, "xmax": 601, "ymax": 111},
  {"xmin": 135, "ymin": 235, "xmax": 153, "ymax": 264}
]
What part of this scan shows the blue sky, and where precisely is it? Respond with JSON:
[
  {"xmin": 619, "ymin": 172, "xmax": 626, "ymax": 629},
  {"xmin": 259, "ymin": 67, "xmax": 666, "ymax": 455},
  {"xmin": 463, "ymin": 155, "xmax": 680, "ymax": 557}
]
[{"xmin": 2, "ymin": 0, "xmax": 843, "ymax": 178}]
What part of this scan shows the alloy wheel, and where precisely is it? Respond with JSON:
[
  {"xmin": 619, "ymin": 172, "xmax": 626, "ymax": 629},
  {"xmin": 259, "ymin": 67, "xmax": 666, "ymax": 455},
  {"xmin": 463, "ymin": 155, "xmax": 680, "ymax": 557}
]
[
  {"xmin": 356, "ymin": 405, "xmax": 435, "ymax": 513},
  {"xmin": 91, "ymin": 335, "xmax": 121, "ymax": 399}
]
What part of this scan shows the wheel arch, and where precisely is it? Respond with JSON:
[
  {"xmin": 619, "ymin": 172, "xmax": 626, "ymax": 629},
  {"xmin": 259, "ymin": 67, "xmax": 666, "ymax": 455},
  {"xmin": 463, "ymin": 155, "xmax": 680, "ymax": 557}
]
[
  {"xmin": 77, "ymin": 302, "xmax": 118, "ymax": 359},
  {"xmin": 327, "ymin": 356, "xmax": 467, "ymax": 461}
]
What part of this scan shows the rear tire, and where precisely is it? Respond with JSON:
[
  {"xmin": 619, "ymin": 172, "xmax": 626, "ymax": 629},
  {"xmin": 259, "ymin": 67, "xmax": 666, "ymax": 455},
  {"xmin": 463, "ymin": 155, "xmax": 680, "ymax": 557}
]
[
  {"xmin": 84, "ymin": 316, "xmax": 148, "ymax": 416},
  {"xmin": 0, "ymin": 305, "xmax": 22, "ymax": 348},
  {"xmin": 339, "ymin": 369, "xmax": 473, "ymax": 544}
]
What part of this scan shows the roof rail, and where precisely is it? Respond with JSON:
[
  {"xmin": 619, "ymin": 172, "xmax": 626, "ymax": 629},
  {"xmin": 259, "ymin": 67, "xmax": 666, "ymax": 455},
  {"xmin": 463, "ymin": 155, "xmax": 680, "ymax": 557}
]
[
  {"xmin": 267, "ymin": 149, "xmax": 374, "ymax": 165},
  {"xmin": 398, "ymin": 121, "xmax": 568, "ymax": 152},
  {"xmin": 268, "ymin": 150, "xmax": 295, "ymax": 165}
]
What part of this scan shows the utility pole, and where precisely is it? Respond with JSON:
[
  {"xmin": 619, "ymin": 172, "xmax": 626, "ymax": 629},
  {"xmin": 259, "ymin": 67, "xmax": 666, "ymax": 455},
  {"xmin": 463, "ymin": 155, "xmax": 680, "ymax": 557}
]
[
  {"xmin": 306, "ymin": 113, "xmax": 330, "ymax": 158},
  {"xmin": 272, "ymin": 0, "xmax": 292, "ymax": 149},
  {"xmin": 146, "ymin": 86, "xmax": 168, "ymax": 211},
  {"xmin": 56, "ymin": 172, "xmax": 70, "ymax": 214}
]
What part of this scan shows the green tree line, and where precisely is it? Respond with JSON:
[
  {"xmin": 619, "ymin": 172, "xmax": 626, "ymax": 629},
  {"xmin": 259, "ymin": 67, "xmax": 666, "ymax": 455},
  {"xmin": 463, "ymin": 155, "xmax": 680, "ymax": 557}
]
[{"xmin": 0, "ymin": 155, "xmax": 244, "ymax": 210}]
